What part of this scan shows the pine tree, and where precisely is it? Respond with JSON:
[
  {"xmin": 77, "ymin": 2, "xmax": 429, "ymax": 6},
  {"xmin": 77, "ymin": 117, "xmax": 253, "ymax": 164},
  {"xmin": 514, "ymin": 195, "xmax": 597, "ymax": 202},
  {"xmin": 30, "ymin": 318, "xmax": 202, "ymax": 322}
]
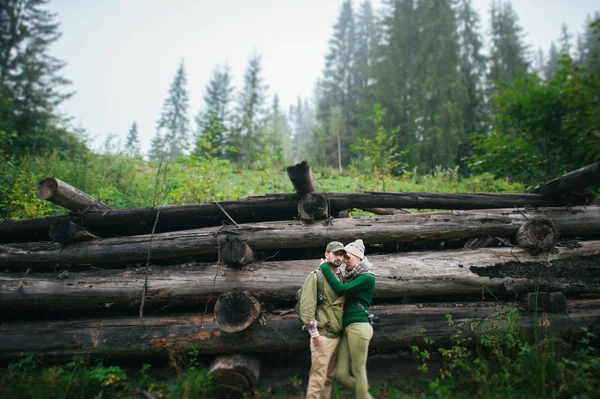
[
  {"xmin": 414, "ymin": 0, "xmax": 465, "ymax": 170},
  {"xmin": 577, "ymin": 13, "xmax": 600, "ymax": 68},
  {"xmin": 315, "ymin": 0, "xmax": 357, "ymax": 168},
  {"xmin": 0, "ymin": 0, "xmax": 82, "ymax": 156},
  {"xmin": 147, "ymin": 132, "xmax": 164, "ymax": 161},
  {"xmin": 264, "ymin": 94, "xmax": 291, "ymax": 165},
  {"xmin": 193, "ymin": 65, "xmax": 234, "ymax": 158},
  {"xmin": 559, "ymin": 23, "xmax": 573, "ymax": 57},
  {"xmin": 125, "ymin": 122, "xmax": 141, "ymax": 157},
  {"xmin": 371, "ymin": 0, "xmax": 421, "ymax": 168},
  {"xmin": 156, "ymin": 60, "xmax": 190, "ymax": 161},
  {"xmin": 544, "ymin": 42, "xmax": 561, "ymax": 80},
  {"xmin": 456, "ymin": 0, "xmax": 488, "ymax": 168},
  {"xmin": 487, "ymin": 0, "xmax": 529, "ymax": 91},
  {"xmin": 231, "ymin": 55, "xmax": 268, "ymax": 165}
]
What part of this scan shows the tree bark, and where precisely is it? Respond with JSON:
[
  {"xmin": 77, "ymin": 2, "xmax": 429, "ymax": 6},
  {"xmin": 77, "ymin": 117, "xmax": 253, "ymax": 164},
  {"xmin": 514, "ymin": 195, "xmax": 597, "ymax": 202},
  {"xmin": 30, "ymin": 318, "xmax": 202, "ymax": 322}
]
[
  {"xmin": 0, "ymin": 300, "xmax": 598, "ymax": 361},
  {"xmin": 286, "ymin": 161, "xmax": 316, "ymax": 195},
  {"xmin": 2, "ymin": 241, "xmax": 600, "ymax": 313},
  {"xmin": 37, "ymin": 177, "xmax": 111, "ymax": 212},
  {"xmin": 529, "ymin": 162, "xmax": 600, "ymax": 196},
  {"xmin": 0, "ymin": 192, "xmax": 590, "ymax": 244},
  {"xmin": 2, "ymin": 206, "xmax": 600, "ymax": 270}
]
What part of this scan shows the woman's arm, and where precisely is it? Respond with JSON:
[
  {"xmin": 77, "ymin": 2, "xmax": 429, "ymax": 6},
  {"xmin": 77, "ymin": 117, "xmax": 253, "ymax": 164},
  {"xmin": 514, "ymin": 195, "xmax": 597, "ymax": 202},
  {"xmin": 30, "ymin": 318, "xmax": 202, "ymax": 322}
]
[{"xmin": 320, "ymin": 263, "xmax": 374, "ymax": 295}]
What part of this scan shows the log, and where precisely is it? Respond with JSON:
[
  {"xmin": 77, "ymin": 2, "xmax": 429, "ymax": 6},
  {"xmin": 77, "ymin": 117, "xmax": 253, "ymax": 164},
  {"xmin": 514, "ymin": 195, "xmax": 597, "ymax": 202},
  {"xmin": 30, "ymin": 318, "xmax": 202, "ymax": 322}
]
[
  {"xmin": 515, "ymin": 220, "xmax": 559, "ymax": 250},
  {"xmin": 214, "ymin": 291, "xmax": 262, "ymax": 333},
  {"xmin": 49, "ymin": 221, "xmax": 99, "ymax": 244},
  {"xmin": 2, "ymin": 206, "xmax": 600, "ymax": 270},
  {"xmin": 37, "ymin": 177, "xmax": 111, "ymax": 212},
  {"xmin": 364, "ymin": 208, "xmax": 414, "ymax": 215},
  {"xmin": 529, "ymin": 162, "xmax": 600, "ymax": 196},
  {"xmin": 286, "ymin": 161, "xmax": 316, "ymax": 195},
  {"xmin": 298, "ymin": 193, "xmax": 328, "ymax": 222},
  {"xmin": 0, "ymin": 300, "xmax": 598, "ymax": 361},
  {"xmin": 0, "ymin": 192, "xmax": 590, "ymax": 244},
  {"xmin": 2, "ymin": 241, "xmax": 600, "ymax": 313},
  {"xmin": 208, "ymin": 355, "xmax": 260, "ymax": 399},
  {"xmin": 219, "ymin": 239, "xmax": 255, "ymax": 266},
  {"xmin": 525, "ymin": 292, "xmax": 567, "ymax": 313}
]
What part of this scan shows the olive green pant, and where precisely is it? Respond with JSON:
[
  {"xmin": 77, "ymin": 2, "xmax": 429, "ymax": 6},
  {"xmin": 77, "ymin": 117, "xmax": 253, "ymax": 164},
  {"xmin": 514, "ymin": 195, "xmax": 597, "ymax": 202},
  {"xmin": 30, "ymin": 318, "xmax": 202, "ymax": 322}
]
[{"xmin": 336, "ymin": 322, "xmax": 374, "ymax": 399}]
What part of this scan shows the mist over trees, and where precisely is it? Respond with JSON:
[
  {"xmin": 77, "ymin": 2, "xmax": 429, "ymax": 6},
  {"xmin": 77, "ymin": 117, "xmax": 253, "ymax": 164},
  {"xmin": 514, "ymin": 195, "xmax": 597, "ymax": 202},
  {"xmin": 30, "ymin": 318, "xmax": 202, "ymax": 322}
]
[{"xmin": 1, "ymin": 0, "xmax": 599, "ymax": 187}]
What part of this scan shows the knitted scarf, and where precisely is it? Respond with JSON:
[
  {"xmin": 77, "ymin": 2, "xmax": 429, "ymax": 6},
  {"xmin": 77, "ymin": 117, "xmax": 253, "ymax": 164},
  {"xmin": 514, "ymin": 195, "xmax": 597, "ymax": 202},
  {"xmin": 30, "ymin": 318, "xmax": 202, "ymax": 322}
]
[{"xmin": 344, "ymin": 256, "xmax": 373, "ymax": 282}]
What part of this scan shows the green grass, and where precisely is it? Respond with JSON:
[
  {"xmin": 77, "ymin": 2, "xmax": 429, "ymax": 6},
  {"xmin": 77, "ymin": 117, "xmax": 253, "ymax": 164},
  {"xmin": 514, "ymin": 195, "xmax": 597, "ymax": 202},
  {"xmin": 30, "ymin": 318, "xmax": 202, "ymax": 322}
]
[{"xmin": 0, "ymin": 154, "xmax": 526, "ymax": 221}]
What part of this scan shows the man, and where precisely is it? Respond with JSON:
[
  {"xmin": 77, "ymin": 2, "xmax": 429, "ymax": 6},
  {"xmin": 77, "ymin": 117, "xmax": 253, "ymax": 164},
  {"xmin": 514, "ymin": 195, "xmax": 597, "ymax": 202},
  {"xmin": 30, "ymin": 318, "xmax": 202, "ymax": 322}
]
[{"xmin": 299, "ymin": 241, "xmax": 346, "ymax": 399}]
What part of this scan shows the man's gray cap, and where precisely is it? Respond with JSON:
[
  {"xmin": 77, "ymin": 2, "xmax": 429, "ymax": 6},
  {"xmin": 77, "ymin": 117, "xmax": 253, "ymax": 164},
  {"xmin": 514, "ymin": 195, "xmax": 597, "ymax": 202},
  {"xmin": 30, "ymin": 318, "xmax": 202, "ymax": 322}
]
[{"xmin": 326, "ymin": 241, "xmax": 345, "ymax": 253}]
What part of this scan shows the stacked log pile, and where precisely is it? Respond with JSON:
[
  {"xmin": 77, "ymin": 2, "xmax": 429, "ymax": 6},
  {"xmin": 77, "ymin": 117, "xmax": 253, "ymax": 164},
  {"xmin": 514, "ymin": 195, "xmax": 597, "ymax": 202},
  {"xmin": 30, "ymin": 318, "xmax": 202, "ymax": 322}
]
[{"xmin": 1, "ymin": 161, "xmax": 600, "ymax": 396}]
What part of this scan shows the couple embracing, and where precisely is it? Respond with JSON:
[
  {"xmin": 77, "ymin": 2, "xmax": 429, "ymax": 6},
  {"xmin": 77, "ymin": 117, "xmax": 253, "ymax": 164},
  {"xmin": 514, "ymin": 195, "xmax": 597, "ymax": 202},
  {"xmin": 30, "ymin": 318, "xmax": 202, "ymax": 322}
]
[{"xmin": 298, "ymin": 239, "xmax": 376, "ymax": 399}]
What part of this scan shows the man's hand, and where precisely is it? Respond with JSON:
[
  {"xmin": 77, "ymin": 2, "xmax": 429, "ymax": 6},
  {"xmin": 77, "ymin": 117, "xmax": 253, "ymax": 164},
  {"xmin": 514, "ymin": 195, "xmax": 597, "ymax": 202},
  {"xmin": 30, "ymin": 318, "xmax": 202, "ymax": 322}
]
[{"xmin": 312, "ymin": 335, "xmax": 323, "ymax": 349}]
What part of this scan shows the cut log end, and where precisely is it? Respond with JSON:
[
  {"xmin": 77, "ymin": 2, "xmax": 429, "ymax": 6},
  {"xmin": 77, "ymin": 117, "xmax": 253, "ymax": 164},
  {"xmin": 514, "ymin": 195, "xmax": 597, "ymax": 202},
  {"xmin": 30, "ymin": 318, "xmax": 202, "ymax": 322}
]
[
  {"xmin": 298, "ymin": 193, "xmax": 328, "ymax": 222},
  {"xmin": 208, "ymin": 355, "xmax": 260, "ymax": 399},
  {"xmin": 219, "ymin": 239, "xmax": 255, "ymax": 266},
  {"xmin": 36, "ymin": 178, "xmax": 59, "ymax": 200},
  {"xmin": 214, "ymin": 291, "xmax": 262, "ymax": 332},
  {"xmin": 516, "ymin": 220, "xmax": 559, "ymax": 251}
]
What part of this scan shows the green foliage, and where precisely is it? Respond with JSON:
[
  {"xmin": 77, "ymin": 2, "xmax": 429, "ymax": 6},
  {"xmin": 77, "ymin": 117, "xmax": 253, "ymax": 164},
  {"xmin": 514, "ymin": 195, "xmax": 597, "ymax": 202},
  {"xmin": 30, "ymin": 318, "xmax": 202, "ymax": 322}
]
[
  {"xmin": 468, "ymin": 19, "xmax": 600, "ymax": 185},
  {"xmin": 351, "ymin": 104, "xmax": 407, "ymax": 190},
  {"xmin": 1, "ymin": 153, "xmax": 528, "ymax": 221},
  {"xmin": 0, "ymin": 355, "xmax": 129, "ymax": 399},
  {"xmin": 409, "ymin": 309, "xmax": 600, "ymax": 399}
]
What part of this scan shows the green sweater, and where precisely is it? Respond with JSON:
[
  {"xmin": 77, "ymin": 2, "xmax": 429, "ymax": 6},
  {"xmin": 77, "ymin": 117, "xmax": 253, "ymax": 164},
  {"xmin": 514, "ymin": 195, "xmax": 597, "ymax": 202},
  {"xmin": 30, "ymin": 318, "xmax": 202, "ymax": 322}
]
[{"xmin": 320, "ymin": 262, "xmax": 375, "ymax": 327}]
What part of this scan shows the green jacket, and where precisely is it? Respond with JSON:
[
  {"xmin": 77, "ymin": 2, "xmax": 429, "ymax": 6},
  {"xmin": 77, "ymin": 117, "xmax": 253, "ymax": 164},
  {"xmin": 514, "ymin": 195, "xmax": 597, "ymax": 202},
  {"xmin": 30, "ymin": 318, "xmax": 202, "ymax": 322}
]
[
  {"xmin": 299, "ymin": 262, "xmax": 345, "ymax": 338},
  {"xmin": 320, "ymin": 262, "xmax": 375, "ymax": 327}
]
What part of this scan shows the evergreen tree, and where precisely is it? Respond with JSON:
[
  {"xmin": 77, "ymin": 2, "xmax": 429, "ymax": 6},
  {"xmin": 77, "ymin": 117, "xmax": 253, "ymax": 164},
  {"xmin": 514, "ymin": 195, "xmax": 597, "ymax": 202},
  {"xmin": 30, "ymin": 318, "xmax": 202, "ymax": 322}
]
[
  {"xmin": 559, "ymin": 23, "xmax": 573, "ymax": 57},
  {"xmin": 0, "ymin": 0, "xmax": 84, "ymax": 157},
  {"xmin": 156, "ymin": 60, "xmax": 190, "ymax": 161},
  {"xmin": 577, "ymin": 12, "xmax": 600, "ymax": 68},
  {"xmin": 414, "ymin": 0, "xmax": 465, "ymax": 169},
  {"xmin": 487, "ymin": 0, "xmax": 529, "ymax": 91},
  {"xmin": 125, "ymin": 122, "xmax": 141, "ymax": 157},
  {"xmin": 456, "ymin": 0, "xmax": 488, "ymax": 169},
  {"xmin": 371, "ymin": 0, "xmax": 420, "ymax": 168},
  {"xmin": 193, "ymin": 65, "xmax": 234, "ymax": 158},
  {"xmin": 264, "ymin": 94, "xmax": 291, "ymax": 165},
  {"xmin": 231, "ymin": 55, "xmax": 268, "ymax": 164},
  {"xmin": 316, "ymin": 0, "xmax": 357, "ymax": 168},
  {"xmin": 147, "ymin": 132, "xmax": 164, "ymax": 161},
  {"xmin": 544, "ymin": 42, "xmax": 561, "ymax": 80}
]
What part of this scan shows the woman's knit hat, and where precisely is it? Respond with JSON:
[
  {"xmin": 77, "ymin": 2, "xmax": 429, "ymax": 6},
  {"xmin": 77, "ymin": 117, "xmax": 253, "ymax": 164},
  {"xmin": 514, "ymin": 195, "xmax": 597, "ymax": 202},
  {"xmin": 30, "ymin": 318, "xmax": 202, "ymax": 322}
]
[{"xmin": 344, "ymin": 239, "xmax": 365, "ymax": 260}]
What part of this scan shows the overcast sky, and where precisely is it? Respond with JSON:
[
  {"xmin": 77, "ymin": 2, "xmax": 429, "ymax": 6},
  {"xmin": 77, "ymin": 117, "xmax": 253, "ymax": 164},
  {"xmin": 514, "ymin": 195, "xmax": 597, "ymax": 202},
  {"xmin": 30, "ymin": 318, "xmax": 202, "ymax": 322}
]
[{"xmin": 50, "ymin": 0, "xmax": 600, "ymax": 153}]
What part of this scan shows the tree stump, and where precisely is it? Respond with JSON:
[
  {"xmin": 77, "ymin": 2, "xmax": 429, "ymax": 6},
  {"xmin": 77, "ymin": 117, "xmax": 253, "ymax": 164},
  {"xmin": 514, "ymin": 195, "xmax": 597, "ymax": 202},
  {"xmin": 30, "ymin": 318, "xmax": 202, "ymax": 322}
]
[
  {"xmin": 286, "ymin": 160, "xmax": 316, "ymax": 196},
  {"xmin": 298, "ymin": 193, "xmax": 328, "ymax": 222},
  {"xmin": 214, "ymin": 291, "xmax": 262, "ymax": 332},
  {"xmin": 219, "ymin": 239, "xmax": 255, "ymax": 266},
  {"xmin": 37, "ymin": 177, "xmax": 111, "ymax": 212},
  {"xmin": 208, "ymin": 354, "xmax": 260, "ymax": 399},
  {"xmin": 515, "ymin": 220, "xmax": 559, "ymax": 251}
]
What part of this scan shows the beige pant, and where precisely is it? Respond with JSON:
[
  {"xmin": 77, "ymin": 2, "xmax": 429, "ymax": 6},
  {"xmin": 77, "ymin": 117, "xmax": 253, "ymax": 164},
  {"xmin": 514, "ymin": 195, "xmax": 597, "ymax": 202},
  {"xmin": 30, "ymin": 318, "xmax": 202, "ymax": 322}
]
[{"xmin": 306, "ymin": 335, "xmax": 340, "ymax": 399}]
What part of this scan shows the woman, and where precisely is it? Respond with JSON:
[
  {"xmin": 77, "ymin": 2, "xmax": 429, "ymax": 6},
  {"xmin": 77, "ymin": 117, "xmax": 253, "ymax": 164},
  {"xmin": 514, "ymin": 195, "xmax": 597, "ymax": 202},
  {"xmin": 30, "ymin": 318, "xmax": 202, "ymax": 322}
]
[{"xmin": 319, "ymin": 239, "xmax": 375, "ymax": 399}]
